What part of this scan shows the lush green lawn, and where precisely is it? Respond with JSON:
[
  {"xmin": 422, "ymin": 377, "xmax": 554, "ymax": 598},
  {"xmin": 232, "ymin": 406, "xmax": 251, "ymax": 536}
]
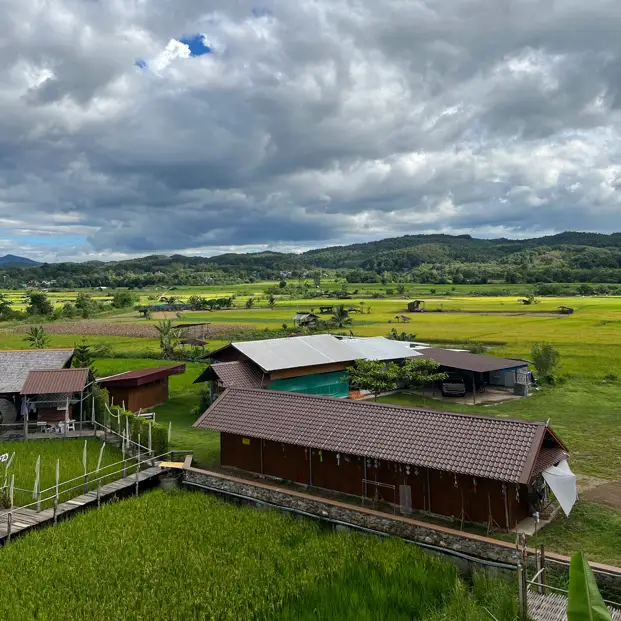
[
  {"xmin": 0, "ymin": 489, "xmax": 518, "ymax": 621},
  {"xmin": 0, "ymin": 438, "xmax": 124, "ymax": 507}
]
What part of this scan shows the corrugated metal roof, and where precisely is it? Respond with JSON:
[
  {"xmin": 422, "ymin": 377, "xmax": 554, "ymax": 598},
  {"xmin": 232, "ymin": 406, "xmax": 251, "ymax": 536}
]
[
  {"xmin": 195, "ymin": 388, "xmax": 565, "ymax": 484},
  {"xmin": 231, "ymin": 334, "xmax": 358, "ymax": 372},
  {"xmin": 21, "ymin": 368, "xmax": 89, "ymax": 395},
  {"xmin": 0, "ymin": 349, "xmax": 74, "ymax": 394},
  {"xmin": 418, "ymin": 348, "xmax": 528, "ymax": 373},
  {"xmin": 337, "ymin": 337, "xmax": 422, "ymax": 361},
  {"xmin": 98, "ymin": 364, "xmax": 185, "ymax": 387}
]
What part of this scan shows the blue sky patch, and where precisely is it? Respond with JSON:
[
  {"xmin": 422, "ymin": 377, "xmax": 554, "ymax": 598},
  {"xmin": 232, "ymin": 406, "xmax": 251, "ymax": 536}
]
[
  {"xmin": 178, "ymin": 34, "xmax": 211, "ymax": 57},
  {"xmin": 135, "ymin": 59, "xmax": 147, "ymax": 69}
]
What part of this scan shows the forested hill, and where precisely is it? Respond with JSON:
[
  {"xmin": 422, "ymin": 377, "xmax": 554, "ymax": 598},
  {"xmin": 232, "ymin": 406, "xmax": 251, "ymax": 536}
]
[{"xmin": 7, "ymin": 231, "xmax": 621, "ymax": 288}]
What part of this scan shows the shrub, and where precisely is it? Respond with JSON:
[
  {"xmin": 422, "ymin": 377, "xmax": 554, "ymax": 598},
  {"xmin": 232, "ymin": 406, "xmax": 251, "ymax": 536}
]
[
  {"xmin": 531, "ymin": 342, "xmax": 561, "ymax": 384},
  {"xmin": 603, "ymin": 371, "xmax": 619, "ymax": 382}
]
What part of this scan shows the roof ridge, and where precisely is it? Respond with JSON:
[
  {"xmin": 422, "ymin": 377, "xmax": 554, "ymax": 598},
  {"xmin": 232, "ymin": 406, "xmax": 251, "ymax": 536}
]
[
  {"xmin": 223, "ymin": 387, "xmax": 545, "ymax": 427},
  {"xmin": 0, "ymin": 348, "xmax": 74, "ymax": 352}
]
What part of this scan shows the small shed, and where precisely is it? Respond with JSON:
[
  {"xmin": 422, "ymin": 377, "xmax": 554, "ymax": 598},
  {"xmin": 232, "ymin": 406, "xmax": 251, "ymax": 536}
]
[
  {"xmin": 21, "ymin": 368, "xmax": 91, "ymax": 426},
  {"xmin": 407, "ymin": 300, "xmax": 425, "ymax": 312},
  {"xmin": 98, "ymin": 364, "xmax": 185, "ymax": 411},
  {"xmin": 292, "ymin": 312, "xmax": 319, "ymax": 327}
]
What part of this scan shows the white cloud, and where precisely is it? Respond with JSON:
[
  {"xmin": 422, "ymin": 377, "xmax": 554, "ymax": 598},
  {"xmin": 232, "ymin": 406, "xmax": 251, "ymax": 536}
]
[{"xmin": 2, "ymin": 0, "xmax": 621, "ymax": 260}]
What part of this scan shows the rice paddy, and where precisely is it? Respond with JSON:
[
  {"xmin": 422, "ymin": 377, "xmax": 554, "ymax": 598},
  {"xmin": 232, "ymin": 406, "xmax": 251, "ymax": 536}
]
[
  {"xmin": 0, "ymin": 489, "xmax": 519, "ymax": 620},
  {"xmin": 0, "ymin": 438, "xmax": 125, "ymax": 507}
]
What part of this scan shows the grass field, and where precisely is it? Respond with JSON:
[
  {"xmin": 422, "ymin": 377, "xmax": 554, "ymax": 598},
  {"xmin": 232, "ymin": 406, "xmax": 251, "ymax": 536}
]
[
  {"xmin": 0, "ymin": 489, "xmax": 519, "ymax": 621},
  {"xmin": 2, "ymin": 282, "xmax": 621, "ymax": 568},
  {"xmin": 0, "ymin": 438, "xmax": 124, "ymax": 507}
]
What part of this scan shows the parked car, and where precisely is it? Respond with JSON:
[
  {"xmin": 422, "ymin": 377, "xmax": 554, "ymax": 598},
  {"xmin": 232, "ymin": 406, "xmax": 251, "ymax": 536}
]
[{"xmin": 441, "ymin": 373, "xmax": 467, "ymax": 397}]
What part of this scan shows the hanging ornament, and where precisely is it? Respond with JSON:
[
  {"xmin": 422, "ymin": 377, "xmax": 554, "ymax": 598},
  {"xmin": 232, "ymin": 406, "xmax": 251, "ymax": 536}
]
[
  {"xmin": 405, "ymin": 465, "xmax": 410, "ymax": 475},
  {"xmin": 319, "ymin": 450, "xmax": 323, "ymax": 463},
  {"xmin": 305, "ymin": 448, "xmax": 308, "ymax": 461},
  {"xmin": 454, "ymin": 474, "xmax": 458, "ymax": 488},
  {"xmin": 472, "ymin": 478, "xmax": 477, "ymax": 493},
  {"xmin": 336, "ymin": 453, "xmax": 341, "ymax": 466},
  {"xmin": 515, "ymin": 485, "xmax": 520, "ymax": 503},
  {"xmin": 414, "ymin": 468, "xmax": 419, "ymax": 476}
]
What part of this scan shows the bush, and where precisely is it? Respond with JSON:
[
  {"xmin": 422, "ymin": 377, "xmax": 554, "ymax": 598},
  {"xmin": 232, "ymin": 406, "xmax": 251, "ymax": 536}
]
[
  {"xmin": 531, "ymin": 342, "xmax": 561, "ymax": 384},
  {"xmin": 603, "ymin": 371, "xmax": 619, "ymax": 382},
  {"xmin": 109, "ymin": 406, "xmax": 169, "ymax": 456}
]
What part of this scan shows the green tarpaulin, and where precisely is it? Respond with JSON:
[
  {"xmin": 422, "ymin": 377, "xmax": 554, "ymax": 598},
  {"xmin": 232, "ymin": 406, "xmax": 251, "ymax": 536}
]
[{"xmin": 268, "ymin": 371, "xmax": 349, "ymax": 398}]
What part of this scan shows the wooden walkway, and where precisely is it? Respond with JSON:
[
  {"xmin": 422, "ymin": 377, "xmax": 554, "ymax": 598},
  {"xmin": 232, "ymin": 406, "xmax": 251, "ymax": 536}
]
[
  {"xmin": 0, "ymin": 466, "xmax": 165, "ymax": 543},
  {"xmin": 528, "ymin": 591, "xmax": 621, "ymax": 621}
]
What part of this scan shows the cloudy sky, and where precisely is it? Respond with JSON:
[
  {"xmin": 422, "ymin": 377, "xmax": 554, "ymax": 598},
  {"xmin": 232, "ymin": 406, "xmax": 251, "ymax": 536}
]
[{"xmin": 3, "ymin": 0, "xmax": 621, "ymax": 262}]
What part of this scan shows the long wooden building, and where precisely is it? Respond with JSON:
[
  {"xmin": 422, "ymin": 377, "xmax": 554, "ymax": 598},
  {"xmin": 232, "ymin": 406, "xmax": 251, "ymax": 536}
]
[{"xmin": 194, "ymin": 388, "xmax": 570, "ymax": 529}]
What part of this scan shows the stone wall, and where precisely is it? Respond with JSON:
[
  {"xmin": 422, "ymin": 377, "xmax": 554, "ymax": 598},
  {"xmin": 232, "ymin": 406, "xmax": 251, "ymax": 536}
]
[{"xmin": 183, "ymin": 466, "xmax": 621, "ymax": 598}]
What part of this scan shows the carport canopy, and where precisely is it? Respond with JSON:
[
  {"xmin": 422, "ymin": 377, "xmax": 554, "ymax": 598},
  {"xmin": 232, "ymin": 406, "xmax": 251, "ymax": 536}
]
[{"xmin": 417, "ymin": 348, "xmax": 527, "ymax": 373}]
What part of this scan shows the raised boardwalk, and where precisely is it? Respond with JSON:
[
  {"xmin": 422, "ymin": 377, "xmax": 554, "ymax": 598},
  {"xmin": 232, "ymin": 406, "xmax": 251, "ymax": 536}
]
[
  {"xmin": 0, "ymin": 466, "xmax": 165, "ymax": 543},
  {"xmin": 528, "ymin": 591, "xmax": 621, "ymax": 621}
]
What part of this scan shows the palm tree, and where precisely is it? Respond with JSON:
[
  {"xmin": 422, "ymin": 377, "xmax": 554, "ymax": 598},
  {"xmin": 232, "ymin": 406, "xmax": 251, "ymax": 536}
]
[
  {"xmin": 331, "ymin": 305, "xmax": 352, "ymax": 328},
  {"xmin": 155, "ymin": 319, "xmax": 180, "ymax": 359},
  {"xmin": 24, "ymin": 325, "xmax": 49, "ymax": 349}
]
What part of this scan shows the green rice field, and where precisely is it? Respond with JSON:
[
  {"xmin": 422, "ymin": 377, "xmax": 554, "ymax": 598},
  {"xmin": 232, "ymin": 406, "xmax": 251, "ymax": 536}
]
[
  {"xmin": 0, "ymin": 489, "xmax": 519, "ymax": 621},
  {"xmin": 0, "ymin": 438, "xmax": 125, "ymax": 507}
]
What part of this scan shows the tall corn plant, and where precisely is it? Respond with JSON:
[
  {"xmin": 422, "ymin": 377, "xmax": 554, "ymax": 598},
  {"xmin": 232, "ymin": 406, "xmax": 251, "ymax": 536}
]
[{"xmin": 567, "ymin": 552, "xmax": 612, "ymax": 621}]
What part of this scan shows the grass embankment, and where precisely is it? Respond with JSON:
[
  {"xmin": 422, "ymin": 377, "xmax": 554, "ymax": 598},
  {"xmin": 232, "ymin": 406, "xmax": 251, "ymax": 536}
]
[
  {"xmin": 0, "ymin": 489, "xmax": 519, "ymax": 621},
  {"xmin": 0, "ymin": 438, "xmax": 123, "ymax": 507}
]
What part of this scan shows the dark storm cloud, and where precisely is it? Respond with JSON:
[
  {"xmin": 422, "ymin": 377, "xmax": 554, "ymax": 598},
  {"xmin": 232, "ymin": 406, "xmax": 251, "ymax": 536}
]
[{"xmin": 2, "ymin": 0, "xmax": 621, "ymax": 261}]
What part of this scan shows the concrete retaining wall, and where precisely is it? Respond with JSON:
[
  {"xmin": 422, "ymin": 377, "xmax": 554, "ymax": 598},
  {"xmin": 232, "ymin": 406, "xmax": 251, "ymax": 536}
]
[{"xmin": 183, "ymin": 466, "xmax": 621, "ymax": 598}]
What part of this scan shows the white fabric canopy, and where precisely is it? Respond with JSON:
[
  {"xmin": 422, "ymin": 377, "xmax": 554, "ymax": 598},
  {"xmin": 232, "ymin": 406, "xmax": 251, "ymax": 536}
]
[{"xmin": 542, "ymin": 459, "xmax": 577, "ymax": 517}]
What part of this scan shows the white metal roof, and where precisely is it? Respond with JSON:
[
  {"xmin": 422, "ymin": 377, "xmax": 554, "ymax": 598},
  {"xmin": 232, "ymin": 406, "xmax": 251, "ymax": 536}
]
[
  {"xmin": 232, "ymin": 334, "xmax": 358, "ymax": 371},
  {"xmin": 336, "ymin": 337, "xmax": 422, "ymax": 362}
]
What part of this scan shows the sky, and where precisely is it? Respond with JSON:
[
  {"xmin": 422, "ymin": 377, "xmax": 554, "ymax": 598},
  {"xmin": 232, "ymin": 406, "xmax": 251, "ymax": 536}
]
[{"xmin": 3, "ymin": 0, "xmax": 621, "ymax": 262}]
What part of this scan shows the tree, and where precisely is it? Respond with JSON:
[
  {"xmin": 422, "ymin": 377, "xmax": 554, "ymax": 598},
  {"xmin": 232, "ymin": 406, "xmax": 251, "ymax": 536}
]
[
  {"xmin": 268, "ymin": 294, "xmax": 276, "ymax": 310},
  {"xmin": 245, "ymin": 297, "xmax": 255, "ymax": 309},
  {"xmin": 397, "ymin": 283, "xmax": 406, "ymax": 296},
  {"xmin": 26, "ymin": 292, "xmax": 53, "ymax": 316},
  {"xmin": 399, "ymin": 359, "xmax": 447, "ymax": 394},
  {"xmin": 388, "ymin": 328, "xmax": 417, "ymax": 342},
  {"xmin": 24, "ymin": 325, "xmax": 49, "ymax": 349},
  {"xmin": 0, "ymin": 293, "xmax": 13, "ymax": 319},
  {"xmin": 331, "ymin": 305, "xmax": 352, "ymax": 328},
  {"xmin": 313, "ymin": 271, "xmax": 321, "ymax": 287},
  {"xmin": 279, "ymin": 280, "xmax": 287, "ymax": 289},
  {"xmin": 75, "ymin": 292, "xmax": 99, "ymax": 318},
  {"xmin": 72, "ymin": 339, "xmax": 96, "ymax": 375},
  {"xmin": 531, "ymin": 342, "xmax": 561, "ymax": 383},
  {"xmin": 346, "ymin": 359, "xmax": 401, "ymax": 401},
  {"xmin": 112, "ymin": 290, "xmax": 138, "ymax": 308},
  {"xmin": 567, "ymin": 551, "xmax": 611, "ymax": 620},
  {"xmin": 155, "ymin": 319, "xmax": 180, "ymax": 359}
]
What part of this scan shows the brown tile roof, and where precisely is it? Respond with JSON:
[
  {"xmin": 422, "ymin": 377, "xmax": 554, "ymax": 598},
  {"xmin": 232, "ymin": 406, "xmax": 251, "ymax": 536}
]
[
  {"xmin": 531, "ymin": 447, "xmax": 569, "ymax": 476},
  {"xmin": 98, "ymin": 364, "xmax": 185, "ymax": 388},
  {"xmin": 417, "ymin": 347, "xmax": 528, "ymax": 373},
  {"xmin": 210, "ymin": 361, "xmax": 266, "ymax": 388},
  {"xmin": 195, "ymin": 388, "xmax": 565, "ymax": 484},
  {"xmin": 21, "ymin": 368, "xmax": 90, "ymax": 395}
]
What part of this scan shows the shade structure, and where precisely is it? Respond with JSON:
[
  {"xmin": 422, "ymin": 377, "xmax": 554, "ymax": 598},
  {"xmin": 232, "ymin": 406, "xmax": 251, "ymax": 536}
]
[{"xmin": 542, "ymin": 459, "xmax": 577, "ymax": 517}]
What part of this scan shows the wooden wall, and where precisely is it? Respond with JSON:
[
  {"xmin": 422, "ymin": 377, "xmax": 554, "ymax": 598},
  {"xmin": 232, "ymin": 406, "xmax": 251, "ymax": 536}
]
[
  {"xmin": 108, "ymin": 379, "xmax": 169, "ymax": 412},
  {"xmin": 219, "ymin": 432, "xmax": 531, "ymax": 527}
]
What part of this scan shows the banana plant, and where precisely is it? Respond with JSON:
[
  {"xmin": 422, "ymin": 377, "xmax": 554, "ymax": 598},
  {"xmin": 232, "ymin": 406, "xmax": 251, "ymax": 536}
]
[{"xmin": 567, "ymin": 551, "xmax": 611, "ymax": 621}]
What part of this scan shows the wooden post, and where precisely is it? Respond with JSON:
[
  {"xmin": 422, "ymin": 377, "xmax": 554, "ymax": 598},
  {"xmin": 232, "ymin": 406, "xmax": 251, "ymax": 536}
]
[
  {"xmin": 83, "ymin": 440, "xmax": 89, "ymax": 493},
  {"xmin": 34, "ymin": 455, "xmax": 41, "ymax": 513},
  {"xmin": 538, "ymin": 544, "xmax": 546, "ymax": 594},
  {"xmin": 79, "ymin": 390, "xmax": 83, "ymax": 432},
  {"xmin": 148, "ymin": 422, "xmax": 153, "ymax": 465},
  {"xmin": 122, "ymin": 432, "xmax": 127, "ymax": 478},
  {"xmin": 22, "ymin": 397, "xmax": 28, "ymax": 440},
  {"xmin": 54, "ymin": 458, "xmax": 59, "ymax": 524},
  {"xmin": 135, "ymin": 433, "xmax": 140, "ymax": 496},
  {"xmin": 517, "ymin": 563, "xmax": 528, "ymax": 620},
  {"xmin": 472, "ymin": 371, "xmax": 476, "ymax": 405},
  {"xmin": 503, "ymin": 484, "xmax": 510, "ymax": 529},
  {"xmin": 6, "ymin": 512, "xmax": 12, "ymax": 542},
  {"xmin": 92, "ymin": 395, "xmax": 96, "ymax": 436},
  {"xmin": 168, "ymin": 421, "xmax": 172, "ymax": 446}
]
